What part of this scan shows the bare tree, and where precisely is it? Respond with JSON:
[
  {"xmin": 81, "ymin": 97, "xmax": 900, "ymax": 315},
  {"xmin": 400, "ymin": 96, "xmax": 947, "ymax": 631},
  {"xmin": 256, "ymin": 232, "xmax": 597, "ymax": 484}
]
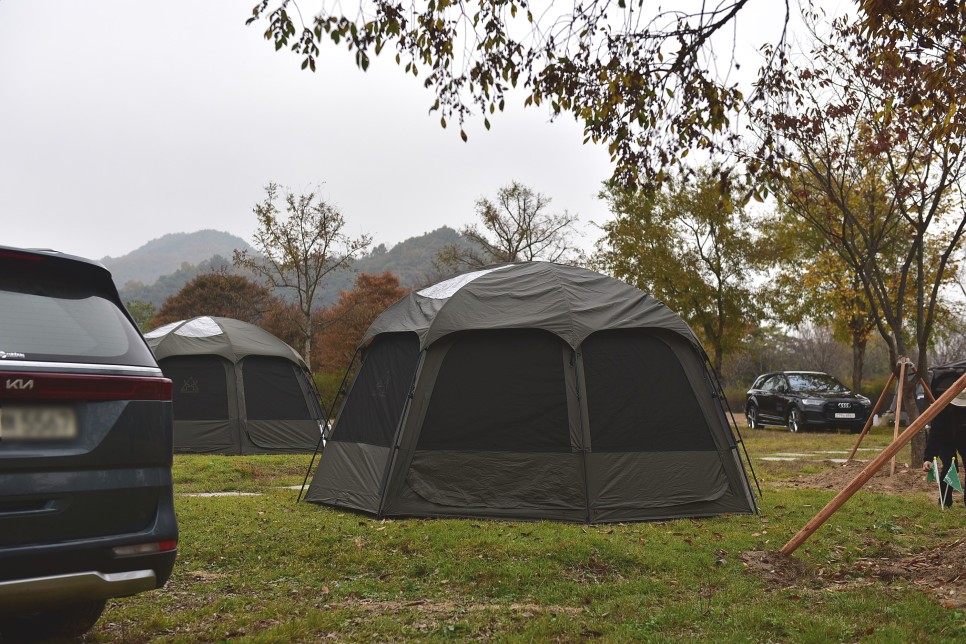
[
  {"xmin": 790, "ymin": 325, "xmax": 851, "ymax": 380},
  {"xmin": 234, "ymin": 182, "xmax": 371, "ymax": 369},
  {"xmin": 436, "ymin": 181, "xmax": 582, "ymax": 271}
]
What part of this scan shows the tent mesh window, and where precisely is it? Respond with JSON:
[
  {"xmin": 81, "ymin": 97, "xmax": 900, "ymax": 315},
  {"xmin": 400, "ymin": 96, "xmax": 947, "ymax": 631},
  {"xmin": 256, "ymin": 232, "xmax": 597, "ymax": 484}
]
[
  {"xmin": 582, "ymin": 330, "xmax": 715, "ymax": 452},
  {"xmin": 242, "ymin": 356, "xmax": 313, "ymax": 420},
  {"xmin": 331, "ymin": 333, "xmax": 420, "ymax": 447},
  {"xmin": 160, "ymin": 356, "xmax": 230, "ymax": 421},
  {"xmin": 417, "ymin": 329, "xmax": 570, "ymax": 452}
]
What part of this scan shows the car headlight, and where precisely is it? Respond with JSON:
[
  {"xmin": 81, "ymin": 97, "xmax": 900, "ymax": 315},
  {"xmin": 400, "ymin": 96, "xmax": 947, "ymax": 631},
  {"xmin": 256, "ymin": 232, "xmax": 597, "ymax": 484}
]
[
  {"xmin": 802, "ymin": 398, "xmax": 824, "ymax": 407},
  {"xmin": 857, "ymin": 395, "xmax": 871, "ymax": 406}
]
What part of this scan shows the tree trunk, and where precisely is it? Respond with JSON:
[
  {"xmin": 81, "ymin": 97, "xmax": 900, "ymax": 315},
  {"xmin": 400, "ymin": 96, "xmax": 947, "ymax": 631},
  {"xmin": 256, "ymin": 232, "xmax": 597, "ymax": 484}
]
[
  {"xmin": 903, "ymin": 381, "xmax": 926, "ymax": 465},
  {"xmin": 303, "ymin": 332, "xmax": 312, "ymax": 371},
  {"xmin": 851, "ymin": 334, "xmax": 866, "ymax": 393},
  {"xmin": 712, "ymin": 346, "xmax": 723, "ymax": 378},
  {"xmin": 909, "ymin": 352, "xmax": 931, "ymax": 466},
  {"xmin": 302, "ymin": 314, "xmax": 313, "ymax": 371}
]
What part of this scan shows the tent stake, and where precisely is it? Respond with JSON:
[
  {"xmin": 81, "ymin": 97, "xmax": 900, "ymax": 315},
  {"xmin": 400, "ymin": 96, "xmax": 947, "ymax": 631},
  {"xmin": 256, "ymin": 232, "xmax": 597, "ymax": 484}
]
[{"xmin": 781, "ymin": 368, "xmax": 966, "ymax": 556}]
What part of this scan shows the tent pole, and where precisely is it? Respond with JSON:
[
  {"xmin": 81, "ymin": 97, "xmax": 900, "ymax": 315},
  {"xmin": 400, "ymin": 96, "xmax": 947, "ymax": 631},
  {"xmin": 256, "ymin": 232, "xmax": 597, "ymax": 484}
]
[
  {"xmin": 375, "ymin": 350, "xmax": 426, "ymax": 519},
  {"xmin": 297, "ymin": 348, "xmax": 361, "ymax": 503},
  {"xmin": 780, "ymin": 368, "xmax": 966, "ymax": 556},
  {"xmin": 571, "ymin": 348, "xmax": 593, "ymax": 524},
  {"xmin": 844, "ymin": 371, "xmax": 895, "ymax": 465},
  {"xmin": 297, "ymin": 438, "xmax": 325, "ymax": 505},
  {"xmin": 704, "ymin": 353, "xmax": 762, "ymax": 499}
]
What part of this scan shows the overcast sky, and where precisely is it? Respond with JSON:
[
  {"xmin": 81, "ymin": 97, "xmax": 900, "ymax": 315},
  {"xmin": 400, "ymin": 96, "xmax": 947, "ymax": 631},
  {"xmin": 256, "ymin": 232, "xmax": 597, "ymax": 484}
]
[{"xmin": 0, "ymin": 1, "xmax": 804, "ymax": 261}]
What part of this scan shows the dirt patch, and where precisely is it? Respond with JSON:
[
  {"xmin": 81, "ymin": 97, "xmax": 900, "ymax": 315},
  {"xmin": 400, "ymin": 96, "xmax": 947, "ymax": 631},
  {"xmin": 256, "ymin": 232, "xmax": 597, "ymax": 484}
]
[
  {"xmin": 747, "ymin": 459, "xmax": 966, "ymax": 606},
  {"xmin": 859, "ymin": 537, "xmax": 966, "ymax": 608},
  {"xmin": 743, "ymin": 539, "xmax": 966, "ymax": 607},
  {"xmin": 740, "ymin": 550, "xmax": 813, "ymax": 589},
  {"xmin": 775, "ymin": 459, "xmax": 957, "ymax": 496}
]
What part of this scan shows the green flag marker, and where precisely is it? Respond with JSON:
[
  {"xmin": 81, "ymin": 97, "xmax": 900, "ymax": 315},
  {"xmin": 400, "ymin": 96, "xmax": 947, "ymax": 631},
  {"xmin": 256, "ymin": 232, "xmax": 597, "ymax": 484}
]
[
  {"xmin": 943, "ymin": 463, "xmax": 964, "ymax": 493},
  {"xmin": 929, "ymin": 458, "xmax": 945, "ymax": 509},
  {"xmin": 927, "ymin": 458, "xmax": 940, "ymax": 483}
]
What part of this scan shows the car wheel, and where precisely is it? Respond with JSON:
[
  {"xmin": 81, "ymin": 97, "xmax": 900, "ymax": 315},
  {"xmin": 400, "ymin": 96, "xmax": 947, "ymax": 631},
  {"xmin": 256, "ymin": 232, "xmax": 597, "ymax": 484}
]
[
  {"xmin": 746, "ymin": 404, "xmax": 760, "ymax": 429},
  {"xmin": 787, "ymin": 407, "xmax": 804, "ymax": 433},
  {"xmin": 0, "ymin": 599, "xmax": 106, "ymax": 640}
]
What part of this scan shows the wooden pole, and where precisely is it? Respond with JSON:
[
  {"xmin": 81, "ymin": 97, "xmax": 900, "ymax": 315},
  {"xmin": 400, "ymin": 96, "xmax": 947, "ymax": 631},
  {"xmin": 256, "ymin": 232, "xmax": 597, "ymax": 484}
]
[
  {"xmin": 844, "ymin": 371, "xmax": 896, "ymax": 465},
  {"xmin": 781, "ymin": 368, "xmax": 966, "ymax": 556},
  {"xmin": 919, "ymin": 375, "xmax": 937, "ymax": 404},
  {"xmin": 891, "ymin": 359, "xmax": 908, "ymax": 476}
]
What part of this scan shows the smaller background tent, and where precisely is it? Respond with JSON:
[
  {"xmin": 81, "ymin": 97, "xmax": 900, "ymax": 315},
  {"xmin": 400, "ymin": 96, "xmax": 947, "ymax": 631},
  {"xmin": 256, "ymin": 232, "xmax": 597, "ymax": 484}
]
[
  {"xmin": 930, "ymin": 359, "xmax": 966, "ymax": 384},
  {"xmin": 145, "ymin": 316, "xmax": 324, "ymax": 454}
]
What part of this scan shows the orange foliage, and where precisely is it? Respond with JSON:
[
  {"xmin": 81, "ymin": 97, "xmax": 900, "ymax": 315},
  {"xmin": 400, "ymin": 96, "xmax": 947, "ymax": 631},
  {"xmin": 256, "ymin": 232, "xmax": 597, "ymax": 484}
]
[
  {"xmin": 313, "ymin": 272, "xmax": 409, "ymax": 373},
  {"xmin": 154, "ymin": 272, "xmax": 281, "ymax": 327}
]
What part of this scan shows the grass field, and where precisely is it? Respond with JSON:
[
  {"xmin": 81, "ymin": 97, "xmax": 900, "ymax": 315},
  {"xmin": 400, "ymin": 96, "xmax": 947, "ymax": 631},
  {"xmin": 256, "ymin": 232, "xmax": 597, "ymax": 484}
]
[{"xmin": 88, "ymin": 425, "xmax": 966, "ymax": 642}]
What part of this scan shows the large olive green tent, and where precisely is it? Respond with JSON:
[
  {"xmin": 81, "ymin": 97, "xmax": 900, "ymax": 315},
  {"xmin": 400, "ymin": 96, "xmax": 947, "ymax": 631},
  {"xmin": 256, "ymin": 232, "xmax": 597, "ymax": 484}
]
[
  {"xmin": 145, "ymin": 316, "xmax": 324, "ymax": 455},
  {"xmin": 306, "ymin": 262, "xmax": 757, "ymax": 523}
]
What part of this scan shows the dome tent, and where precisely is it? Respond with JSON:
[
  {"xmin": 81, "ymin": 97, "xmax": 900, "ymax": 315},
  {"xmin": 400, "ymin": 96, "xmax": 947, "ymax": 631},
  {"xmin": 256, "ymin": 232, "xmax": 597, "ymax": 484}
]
[
  {"xmin": 145, "ymin": 316, "xmax": 325, "ymax": 455},
  {"xmin": 306, "ymin": 262, "xmax": 757, "ymax": 523}
]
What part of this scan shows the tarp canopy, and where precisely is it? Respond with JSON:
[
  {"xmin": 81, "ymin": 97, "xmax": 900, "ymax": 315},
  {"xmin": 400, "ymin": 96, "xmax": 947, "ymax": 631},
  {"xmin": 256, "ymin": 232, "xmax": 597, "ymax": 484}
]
[
  {"xmin": 306, "ymin": 262, "xmax": 757, "ymax": 523},
  {"xmin": 145, "ymin": 317, "xmax": 323, "ymax": 455}
]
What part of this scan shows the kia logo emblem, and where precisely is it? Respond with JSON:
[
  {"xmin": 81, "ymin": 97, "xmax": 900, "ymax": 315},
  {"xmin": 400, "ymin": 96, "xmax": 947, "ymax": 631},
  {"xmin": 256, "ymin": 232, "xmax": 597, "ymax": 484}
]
[{"xmin": 6, "ymin": 378, "xmax": 35, "ymax": 390}]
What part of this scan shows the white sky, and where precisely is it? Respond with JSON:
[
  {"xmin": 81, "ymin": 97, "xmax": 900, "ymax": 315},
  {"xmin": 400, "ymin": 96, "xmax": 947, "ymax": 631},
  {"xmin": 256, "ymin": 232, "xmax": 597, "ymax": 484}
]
[{"xmin": 0, "ymin": 1, "xmax": 807, "ymax": 261}]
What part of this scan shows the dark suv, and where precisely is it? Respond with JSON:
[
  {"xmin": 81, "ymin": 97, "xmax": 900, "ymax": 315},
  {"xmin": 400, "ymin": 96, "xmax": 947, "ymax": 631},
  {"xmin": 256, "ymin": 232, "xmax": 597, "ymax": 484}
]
[
  {"xmin": 745, "ymin": 371, "xmax": 872, "ymax": 433},
  {"xmin": 0, "ymin": 246, "xmax": 177, "ymax": 639}
]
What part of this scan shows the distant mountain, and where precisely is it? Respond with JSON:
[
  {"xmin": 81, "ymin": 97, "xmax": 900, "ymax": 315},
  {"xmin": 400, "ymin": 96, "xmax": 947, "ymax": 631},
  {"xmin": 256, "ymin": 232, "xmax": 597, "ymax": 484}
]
[
  {"xmin": 118, "ymin": 254, "xmax": 234, "ymax": 306},
  {"xmin": 319, "ymin": 226, "xmax": 464, "ymax": 298},
  {"xmin": 102, "ymin": 230, "xmax": 252, "ymax": 288},
  {"xmin": 117, "ymin": 227, "xmax": 464, "ymax": 308}
]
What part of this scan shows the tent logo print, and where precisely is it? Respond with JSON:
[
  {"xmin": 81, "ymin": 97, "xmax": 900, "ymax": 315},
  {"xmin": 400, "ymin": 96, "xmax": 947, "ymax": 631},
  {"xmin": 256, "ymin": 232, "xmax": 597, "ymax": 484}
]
[{"xmin": 180, "ymin": 377, "xmax": 200, "ymax": 394}]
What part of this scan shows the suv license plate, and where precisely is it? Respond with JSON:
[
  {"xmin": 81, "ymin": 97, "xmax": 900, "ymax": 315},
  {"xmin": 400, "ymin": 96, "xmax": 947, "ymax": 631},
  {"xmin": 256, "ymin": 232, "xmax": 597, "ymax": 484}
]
[
  {"xmin": 834, "ymin": 412, "xmax": 856, "ymax": 419},
  {"xmin": 0, "ymin": 405, "xmax": 78, "ymax": 440}
]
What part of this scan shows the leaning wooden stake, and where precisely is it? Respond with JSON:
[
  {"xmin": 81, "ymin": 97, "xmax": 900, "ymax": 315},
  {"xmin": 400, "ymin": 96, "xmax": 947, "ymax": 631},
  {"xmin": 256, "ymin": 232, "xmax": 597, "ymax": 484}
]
[
  {"xmin": 844, "ymin": 371, "xmax": 896, "ymax": 464},
  {"xmin": 919, "ymin": 376, "xmax": 937, "ymax": 405},
  {"xmin": 846, "ymin": 369, "xmax": 938, "ymax": 465},
  {"xmin": 781, "ymin": 368, "xmax": 966, "ymax": 556},
  {"xmin": 891, "ymin": 359, "xmax": 909, "ymax": 476}
]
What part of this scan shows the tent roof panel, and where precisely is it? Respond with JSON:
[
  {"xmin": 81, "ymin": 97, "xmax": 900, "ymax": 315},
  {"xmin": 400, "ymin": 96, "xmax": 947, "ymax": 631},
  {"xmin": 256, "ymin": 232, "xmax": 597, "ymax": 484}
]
[
  {"xmin": 362, "ymin": 262, "xmax": 699, "ymax": 350},
  {"xmin": 145, "ymin": 316, "xmax": 306, "ymax": 366}
]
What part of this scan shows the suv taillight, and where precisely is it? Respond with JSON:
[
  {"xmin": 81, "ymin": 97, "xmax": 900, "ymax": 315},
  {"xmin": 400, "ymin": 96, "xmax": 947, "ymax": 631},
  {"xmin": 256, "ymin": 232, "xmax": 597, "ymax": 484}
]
[{"xmin": 0, "ymin": 372, "xmax": 172, "ymax": 402}]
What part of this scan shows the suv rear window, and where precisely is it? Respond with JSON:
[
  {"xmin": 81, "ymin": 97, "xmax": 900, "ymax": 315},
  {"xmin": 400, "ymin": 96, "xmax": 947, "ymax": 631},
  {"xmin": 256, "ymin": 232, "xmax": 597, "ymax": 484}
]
[{"xmin": 0, "ymin": 259, "xmax": 156, "ymax": 367}]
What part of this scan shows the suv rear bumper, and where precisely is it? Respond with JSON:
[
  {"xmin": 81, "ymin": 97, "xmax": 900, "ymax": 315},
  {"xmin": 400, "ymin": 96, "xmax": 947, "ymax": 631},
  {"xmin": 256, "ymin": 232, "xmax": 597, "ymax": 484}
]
[
  {"xmin": 0, "ymin": 569, "xmax": 158, "ymax": 611},
  {"xmin": 0, "ymin": 491, "xmax": 177, "ymax": 616}
]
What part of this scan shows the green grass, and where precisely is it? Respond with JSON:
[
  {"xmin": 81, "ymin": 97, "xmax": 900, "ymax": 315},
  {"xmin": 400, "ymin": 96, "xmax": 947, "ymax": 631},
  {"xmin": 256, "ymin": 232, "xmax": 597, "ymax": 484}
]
[
  {"xmin": 90, "ymin": 428, "xmax": 966, "ymax": 642},
  {"xmin": 744, "ymin": 423, "xmax": 908, "ymax": 481}
]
